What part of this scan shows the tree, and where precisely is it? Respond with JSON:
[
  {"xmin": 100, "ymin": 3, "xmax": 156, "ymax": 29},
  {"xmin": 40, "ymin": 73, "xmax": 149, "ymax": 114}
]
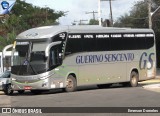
[
  {"xmin": 0, "ymin": 31, "xmax": 16, "ymax": 51},
  {"xmin": 114, "ymin": 1, "xmax": 148, "ymax": 28},
  {"xmin": 89, "ymin": 19, "xmax": 99, "ymax": 25},
  {"xmin": 11, "ymin": 0, "xmax": 64, "ymax": 32},
  {"xmin": 114, "ymin": 0, "xmax": 160, "ymax": 67},
  {"xmin": 0, "ymin": 0, "xmax": 64, "ymax": 51}
]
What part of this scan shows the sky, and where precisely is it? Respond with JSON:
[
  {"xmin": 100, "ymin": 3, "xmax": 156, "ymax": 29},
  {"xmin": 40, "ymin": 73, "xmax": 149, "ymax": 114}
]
[{"xmin": 25, "ymin": 0, "xmax": 143, "ymax": 25}]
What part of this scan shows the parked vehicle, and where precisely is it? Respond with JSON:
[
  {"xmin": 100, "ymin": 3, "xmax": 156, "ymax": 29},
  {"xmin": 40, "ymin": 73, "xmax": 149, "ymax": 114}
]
[{"xmin": 0, "ymin": 70, "xmax": 11, "ymax": 91}]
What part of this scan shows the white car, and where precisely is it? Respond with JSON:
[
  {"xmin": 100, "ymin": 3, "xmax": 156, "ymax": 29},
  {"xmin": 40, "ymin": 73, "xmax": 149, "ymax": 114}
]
[{"xmin": 0, "ymin": 70, "xmax": 11, "ymax": 91}]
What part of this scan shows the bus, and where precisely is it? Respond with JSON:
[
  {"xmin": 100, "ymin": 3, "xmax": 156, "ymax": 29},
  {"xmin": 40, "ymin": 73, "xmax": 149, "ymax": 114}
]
[{"xmin": 6, "ymin": 25, "xmax": 156, "ymax": 95}]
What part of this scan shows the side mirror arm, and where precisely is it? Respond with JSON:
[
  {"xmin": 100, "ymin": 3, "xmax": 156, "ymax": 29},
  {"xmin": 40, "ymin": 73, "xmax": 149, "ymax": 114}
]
[{"xmin": 45, "ymin": 41, "xmax": 62, "ymax": 57}]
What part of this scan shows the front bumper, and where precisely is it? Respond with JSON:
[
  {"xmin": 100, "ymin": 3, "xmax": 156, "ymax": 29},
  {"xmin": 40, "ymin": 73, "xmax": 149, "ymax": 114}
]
[{"xmin": 11, "ymin": 79, "xmax": 49, "ymax": 91}]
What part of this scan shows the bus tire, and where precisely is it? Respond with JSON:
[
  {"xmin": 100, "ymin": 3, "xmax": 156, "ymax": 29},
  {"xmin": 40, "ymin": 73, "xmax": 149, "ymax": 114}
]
[
  {"xmin": 65, "ymin": 75, "xmax": 77, "ymax": 92},
  {"xmin": 18, "ymin": 90, "xmax": 25, "ymax": 94},
  {"xmin": 130, "ymin": 71, "xmax": 138, "ymax": 87},
  {"xmin": 4, "ymin": 84, "xmax": 13, "ymax": 95}
]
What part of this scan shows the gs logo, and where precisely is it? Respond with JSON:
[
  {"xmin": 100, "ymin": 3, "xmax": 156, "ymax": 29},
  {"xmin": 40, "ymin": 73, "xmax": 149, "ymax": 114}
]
[{"xmin": 139, "ymin": 52, "xmax": 155, "ymax": 70}]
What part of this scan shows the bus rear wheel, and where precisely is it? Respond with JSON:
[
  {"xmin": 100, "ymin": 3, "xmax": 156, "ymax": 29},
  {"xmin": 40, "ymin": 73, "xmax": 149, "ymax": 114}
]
[
  {"xmin": 65, "ymin": 75, "xmax": 77, "ymax": 92},
  {"xmin": 130, "ymin": 71, "xmax": 138, "ymax": 87}
]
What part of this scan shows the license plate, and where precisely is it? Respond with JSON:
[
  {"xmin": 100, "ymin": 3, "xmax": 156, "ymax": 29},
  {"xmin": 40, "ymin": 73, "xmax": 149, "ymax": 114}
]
[{"xmin": 24, "ymin": 86, "xmax": 32, "ymax": 90}]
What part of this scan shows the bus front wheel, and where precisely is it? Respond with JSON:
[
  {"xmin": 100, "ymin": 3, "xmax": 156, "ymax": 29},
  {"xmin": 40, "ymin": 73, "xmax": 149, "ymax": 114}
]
[
  {"xmin": 130, "ymin": 71, "xmax": 138, "ymax": 87},
  {"xmin": 65, "ymin": 75, "xmax": 77, "ymax": 92},
  {"xmin": 4, "ymin": 84, "xmax": 13, "ymax": 95}
]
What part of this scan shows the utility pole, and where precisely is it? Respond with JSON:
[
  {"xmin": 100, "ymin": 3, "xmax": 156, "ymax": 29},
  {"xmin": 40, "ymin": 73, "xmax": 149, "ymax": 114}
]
[
  {"xmin": 86, "ymin": 11, "xmax": 98, "ymax": 20},
  {"xmin": 99, "ymin": 0, "xmax": 115, "ymax": 26},
  {"xmin": 98, "ymin": 0, "xmax": 101, "ymax": 26},
  {"xmin": 109, "ymin": 0, "xmax": 113, "ymax": 26},
  {"xmin": 147, "ymin": 0, "xmax": 152, "ymax": 28}
]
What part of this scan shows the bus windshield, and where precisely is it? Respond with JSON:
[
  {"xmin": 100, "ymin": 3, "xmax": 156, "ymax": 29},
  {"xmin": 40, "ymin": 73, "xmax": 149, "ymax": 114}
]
[{"xmin": 12, "ymin": 41, "xmax": 48, "ymax": 75}]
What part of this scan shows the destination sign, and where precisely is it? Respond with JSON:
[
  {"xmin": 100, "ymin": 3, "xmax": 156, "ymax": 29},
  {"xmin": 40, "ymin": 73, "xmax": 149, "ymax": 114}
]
[{"xmin": 16, "ymin": 42, "xmax": 29, "ymax": 45}]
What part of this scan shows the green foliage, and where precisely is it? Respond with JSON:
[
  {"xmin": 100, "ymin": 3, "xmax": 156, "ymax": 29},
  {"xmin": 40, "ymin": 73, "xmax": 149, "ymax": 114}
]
[
  {"xmin": 0, "ymin": 0, "xmax": 64, "ymax": 51},
  {"xmin": 89, "ymin": 19, "xmax": 99, "ymax": 25},
  {"xmin": 153, "ymin": 0, "xmax": 160, "ymax": 7},
  {"xmin": 114, "ymin": 13, "xmax": 135, "ymax": 27},
  {"xmin": 114, "ymin": 0, "xmax": 160, "ymax": 28},
  {"xmin": 114, "ymin": 0, "xmax": 160, "ymax": 67},
  {"xmin": 114, "ymin": 1, "xmax": 148, "ymax": 28},
  {"xmin": 0, "ymin": 31, "xmax": 16, "ymax": 51},
  {"xmin": 11, "ymin": 0, "xmax": 64, "ymax": 31}
]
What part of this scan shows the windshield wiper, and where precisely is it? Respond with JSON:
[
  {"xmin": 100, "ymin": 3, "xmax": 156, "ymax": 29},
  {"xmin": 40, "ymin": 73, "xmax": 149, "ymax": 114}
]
[{"xmin": 27, "ymin": 62, "xmax": 38, "ymax": 75}]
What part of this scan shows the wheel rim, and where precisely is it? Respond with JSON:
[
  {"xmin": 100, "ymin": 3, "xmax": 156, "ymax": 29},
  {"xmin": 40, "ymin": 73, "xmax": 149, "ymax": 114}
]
[
  {"xmin": 67, "ymin": 78, "xmax": 73, "ymax": 89},
  {"xmin": 7, "ymin": 86, "xmax": 12, "ymax": 93},
  {"xmin": 131, "ymin": 76, "xmax": 137, "ymax": 85}
]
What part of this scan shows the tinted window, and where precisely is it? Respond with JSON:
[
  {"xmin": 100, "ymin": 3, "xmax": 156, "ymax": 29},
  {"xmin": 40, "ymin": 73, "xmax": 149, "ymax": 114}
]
[
  {"xmin": 65, "ymin": 34, "xmax": 83, "ymax": 54},
  {"xmin": 110, "ymin": 34, "xmax": 124, "ymax": 50},
  {"xmin": 146, "ymin": 37, "xmax": 154, "ymax": 49},
  {"xmin": 110, "ymin": 33, "xmax": 154, "ymax": 50},
  {"xmin": 30, "ymin": 51, "xmax": 45, "ymax": 61},
  {"xmin": 84, "ymin": 36, "xmax": 97, "ymax": 51},
  {"xmin": 135, "ymin": 34, "xmax": 146, "ymax": 49},
  {"xmin": 65, "ymin": 33, "xmax": 154, "ymax": 55},
  {"xmin": 122, "ymin": 36, "xmax": 136, "ymax": 50},
  {"xmin": 49, "ymin": 45, "xmax": 62, "ymax": 70},
  {"xmin": 16, "ymin": 44, "xmax": 29, "ymax": 52},
  {"xmin": 96, "ymin": 34, "xmax": 110, "ymax": 51}
]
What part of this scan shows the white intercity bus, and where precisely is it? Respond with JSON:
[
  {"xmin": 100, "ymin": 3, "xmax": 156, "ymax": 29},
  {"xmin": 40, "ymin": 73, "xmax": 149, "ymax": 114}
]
[{"xmin": 6, "ymin": 26, "xmax": 156, "ymax": 95}]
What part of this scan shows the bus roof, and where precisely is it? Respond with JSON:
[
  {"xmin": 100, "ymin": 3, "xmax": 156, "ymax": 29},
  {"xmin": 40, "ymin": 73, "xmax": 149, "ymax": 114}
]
[{"xmin": 16, "ymin": 25, "xmax": 154, "ymax": 40}]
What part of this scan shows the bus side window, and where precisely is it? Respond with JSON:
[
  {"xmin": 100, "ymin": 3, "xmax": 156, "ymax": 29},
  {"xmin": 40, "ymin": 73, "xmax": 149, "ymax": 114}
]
[
  {"xmin": 50, "ymin": 51, "xmax": 55, "ymax": 66},
  {"xmin": 49, "ymin": 46, "xmax": 62, "ymax": 68}
]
